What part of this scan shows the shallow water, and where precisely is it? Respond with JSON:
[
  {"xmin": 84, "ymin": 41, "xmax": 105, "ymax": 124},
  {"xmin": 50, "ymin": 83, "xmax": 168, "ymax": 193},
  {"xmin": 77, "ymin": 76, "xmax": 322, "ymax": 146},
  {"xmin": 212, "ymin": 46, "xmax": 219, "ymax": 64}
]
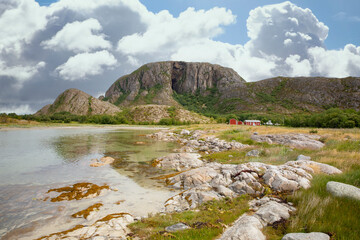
[{"xmin": 0, "ymin": 127, "xmax": 178, "ymax": 239}]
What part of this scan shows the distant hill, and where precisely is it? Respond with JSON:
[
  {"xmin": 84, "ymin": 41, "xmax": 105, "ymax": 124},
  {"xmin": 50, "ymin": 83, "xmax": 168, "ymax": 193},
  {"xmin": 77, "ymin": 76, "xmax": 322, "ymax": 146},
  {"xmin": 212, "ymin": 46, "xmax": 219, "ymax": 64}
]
[
  {"xmin": 35, "ymin": 88, "xmax": 121, "ymax": 116},
  {"xmin": 36, "ymin": 61, "xmax": 360, "ymax": 120}
]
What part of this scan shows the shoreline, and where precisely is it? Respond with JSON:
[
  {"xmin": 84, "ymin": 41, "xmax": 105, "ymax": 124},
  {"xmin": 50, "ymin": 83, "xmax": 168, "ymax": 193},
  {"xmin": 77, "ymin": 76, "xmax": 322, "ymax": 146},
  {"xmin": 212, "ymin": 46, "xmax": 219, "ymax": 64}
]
[{"xmin": 0, "ymin": 124, "xmax": 170, "ymax": 131}]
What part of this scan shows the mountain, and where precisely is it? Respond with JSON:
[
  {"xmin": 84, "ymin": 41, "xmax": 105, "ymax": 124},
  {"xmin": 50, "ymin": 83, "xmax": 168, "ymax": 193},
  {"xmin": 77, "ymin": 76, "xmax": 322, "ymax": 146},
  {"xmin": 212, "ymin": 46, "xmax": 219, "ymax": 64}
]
[
  {"xmin": 105, "ymin": 61, "xmax": 245, "ymax": 107},
  {"xmin": 36, "ymin": 61, "xmax": 360, "ymax": 119},
  {"xmin": 35, "ymin": 88, "xmax": 121, "ymax": 116},
  {"xmin": 104, "ymin": 62, "xmax": 360, "ymax": 114}
]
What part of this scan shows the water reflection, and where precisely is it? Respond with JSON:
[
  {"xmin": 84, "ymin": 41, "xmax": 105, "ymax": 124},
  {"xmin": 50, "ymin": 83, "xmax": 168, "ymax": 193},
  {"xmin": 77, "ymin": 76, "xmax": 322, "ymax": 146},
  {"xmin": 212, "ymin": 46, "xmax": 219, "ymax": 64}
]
[{"xmin": 0, "ymin": 128, "xmax": 179, "ymax": 239}]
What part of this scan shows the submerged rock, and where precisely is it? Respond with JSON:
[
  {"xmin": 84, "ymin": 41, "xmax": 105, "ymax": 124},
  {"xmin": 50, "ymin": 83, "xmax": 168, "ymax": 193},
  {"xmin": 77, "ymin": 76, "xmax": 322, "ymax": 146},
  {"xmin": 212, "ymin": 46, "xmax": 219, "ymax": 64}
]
[
  {"xmin": 326, "ymin": 181, "xmax": 360, "ymax": 201},
  {"xmin": 282, "ymin": 232, "xmax": 330, "ymax": 240},
  {"xmin": 90, "ymin": 156, "xmax": 115, "ymax": 167}
]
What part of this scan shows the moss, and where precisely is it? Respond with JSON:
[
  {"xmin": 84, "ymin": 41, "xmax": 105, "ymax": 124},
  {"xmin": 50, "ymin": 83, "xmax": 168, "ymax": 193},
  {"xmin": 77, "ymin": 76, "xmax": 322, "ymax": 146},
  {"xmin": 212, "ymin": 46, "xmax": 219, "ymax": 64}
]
[
  {"xmin": 46, "ymin": 182, "xmax": 110, "ymax": 202},
  {"xmin": 48, "ymin": 93, "xmax": 66, "ymax": 113},
  {"xmin": 129, "ymin": 195, "xmax": 250, "ymax": 239},
  {"xmin": 145, "ymin": 84, "xmax": 163, "ymax": 104},
  {"xmin": 88, "ymin": 97, "xmax": 93, "ymax": 115},
  {"xmin": 115, "ymin": 92, "xmax": 130, "ymax": 105}
]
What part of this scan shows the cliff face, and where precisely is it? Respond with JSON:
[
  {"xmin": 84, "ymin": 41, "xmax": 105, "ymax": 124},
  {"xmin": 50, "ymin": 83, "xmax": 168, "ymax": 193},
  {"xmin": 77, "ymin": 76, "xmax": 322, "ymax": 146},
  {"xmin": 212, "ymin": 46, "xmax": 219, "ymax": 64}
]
[
  {"xmin": 35, "ymin": 89, "xmax": 121, "ymax": 115},
  {"xmin": 104, "ymin": 61, "xmax": 245, "ymax": 107}
]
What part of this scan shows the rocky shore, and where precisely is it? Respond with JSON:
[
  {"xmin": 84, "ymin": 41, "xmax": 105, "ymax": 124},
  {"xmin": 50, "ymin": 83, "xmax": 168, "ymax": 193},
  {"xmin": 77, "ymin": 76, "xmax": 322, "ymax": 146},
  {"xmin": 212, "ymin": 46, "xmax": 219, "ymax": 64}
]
[{"xmin": 39, "ymin": 129, "xmax": 342, "ymax": 239}]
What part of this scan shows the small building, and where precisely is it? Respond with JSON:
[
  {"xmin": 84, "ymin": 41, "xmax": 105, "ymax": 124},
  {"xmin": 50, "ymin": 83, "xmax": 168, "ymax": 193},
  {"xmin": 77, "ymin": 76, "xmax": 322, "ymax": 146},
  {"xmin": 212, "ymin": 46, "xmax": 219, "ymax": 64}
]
[
  {"xmin": 244, "ymin": 120, "xmax": 261, "ymax": 126},
  {"xmin": 229, "ymin": 119, "xmax": 237, "ymax": 125},
  {"xmin": 229, "ymin": 119, "xmax": 245, "ymax": 125},
  {"xmin": 265, "ymin": 120, "xmax": 273, "ymax": 125}
]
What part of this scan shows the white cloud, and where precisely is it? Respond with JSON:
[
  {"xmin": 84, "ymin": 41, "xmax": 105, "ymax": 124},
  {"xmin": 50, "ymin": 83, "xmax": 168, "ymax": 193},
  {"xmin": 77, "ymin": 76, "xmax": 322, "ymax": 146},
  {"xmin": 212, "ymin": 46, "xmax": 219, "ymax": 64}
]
[
  {"xmin": 1, "ymin": 0, "xmax": 360, "ymax": 114},
  {"xmin": 285, "ymin": 54, "xmax": 311, "ymax": 76},
  {"xmin": 42, "ymin": 18, "xmax": 112, "ymax": 53},
  {"xmin": 117, "ymin": 7, "xmax": 236, "ymax": 55},
  {"xmin": 0, "ymin": 104, "xmax": 33, "ymax": 114},
  {"xmin": 308, "ymin": 45, "xmax": 360, "ymax": 77},
  {"xmin": 0, "ymin": 0, "xmax": 47, "ymax": 55},
  {"xmin": 56, "ymin": 50, "xmax": 117, "ymax": 81},
  {"xmin": 0, "ymin": 61, "xmax": 45, "ymax": 88}
]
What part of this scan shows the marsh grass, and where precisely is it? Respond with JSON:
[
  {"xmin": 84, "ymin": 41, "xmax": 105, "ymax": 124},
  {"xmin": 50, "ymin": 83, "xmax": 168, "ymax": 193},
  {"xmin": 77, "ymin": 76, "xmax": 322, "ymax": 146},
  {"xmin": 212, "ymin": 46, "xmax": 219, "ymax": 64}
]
[{"xmin": 128, "ymin": 196, "xmax": 250, "ymax": 240}]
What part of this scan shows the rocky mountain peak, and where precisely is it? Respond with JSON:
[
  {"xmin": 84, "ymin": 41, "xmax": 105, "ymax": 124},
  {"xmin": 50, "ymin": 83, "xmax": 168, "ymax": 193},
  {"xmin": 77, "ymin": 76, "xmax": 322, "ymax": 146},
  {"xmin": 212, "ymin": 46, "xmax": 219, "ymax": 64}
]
[
  {"xmin": 35, "ymin": 88, "xmax": 121, "ymax": 116},
  {"xmin": 104, "ymin": 61, "xmax": 246, "ymax": 106}
]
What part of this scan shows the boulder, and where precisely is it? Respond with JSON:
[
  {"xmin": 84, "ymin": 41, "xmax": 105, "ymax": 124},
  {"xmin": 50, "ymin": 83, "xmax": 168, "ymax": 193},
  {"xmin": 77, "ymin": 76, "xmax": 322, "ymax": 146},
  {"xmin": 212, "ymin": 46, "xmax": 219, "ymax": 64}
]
[
  {"xmin": 165, "ymin": 223, "xmax": 190, "ymax": 232},
  {"xmin": 282, "ymin": 232, "xmax": 330, "ymax": 240},
  {"xmin": 218, "ymin": 215, "xmax": 265, "ymax": 240},
  {"xmin": 296, "ymin": 155, "xmax": 311, "ymax": 161},
  {"xmin": 326, "ymin": 181, "xmax": 360, "ymax": 201},
  {"xmin": 287, "ymin": 160, "xmax": 342, "ymax": 175},
  {"xmin": 251, "ymin": 134, "xmax": 325, "ymax": 150},
  {"xmin": 246, "ymin": 150, "xmax": 261, "ymax": 157},
  {"xmin": 168, "ymin": 167, "xmax": 219, "ymax": 189},
  {"xmin": 154, "ymin": 153, "xmax": 203, "ymax": 171},
  {"xmin": 181, "ymin": 129, "xmax": 191, "ymax": 135}
]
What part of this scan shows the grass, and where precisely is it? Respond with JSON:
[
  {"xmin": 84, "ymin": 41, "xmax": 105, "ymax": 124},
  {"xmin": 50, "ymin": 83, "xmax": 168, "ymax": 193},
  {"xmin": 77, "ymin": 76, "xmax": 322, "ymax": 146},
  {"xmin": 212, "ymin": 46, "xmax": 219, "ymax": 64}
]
[
  {"xmin": 179, "ymin": 124, "xmax": 360, "ymax": 239},
  {"xmin": 279, "ymin": 170, "xmax": 360, "ymax": 240},
  {"xmin": 129, "ymin": 195, "xmax": 250, "ymax": 239}
]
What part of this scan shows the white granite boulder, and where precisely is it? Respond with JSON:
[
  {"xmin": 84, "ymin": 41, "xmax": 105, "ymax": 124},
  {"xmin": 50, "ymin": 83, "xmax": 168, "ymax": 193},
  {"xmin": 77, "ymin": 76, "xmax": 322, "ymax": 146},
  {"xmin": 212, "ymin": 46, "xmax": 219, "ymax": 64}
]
[
  {"xmin": 282, "ymin": 232, "xmax": 330, "ymax": 240},
  {"xmin": 326, "ymin": 181, "xmax": 360, "ymax": 201}
]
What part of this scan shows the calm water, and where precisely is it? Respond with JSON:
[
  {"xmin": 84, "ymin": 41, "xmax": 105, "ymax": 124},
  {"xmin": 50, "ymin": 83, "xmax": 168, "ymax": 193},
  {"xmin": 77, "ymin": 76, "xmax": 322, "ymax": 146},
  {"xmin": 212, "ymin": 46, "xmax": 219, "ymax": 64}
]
[{"xmin": 0, "ymin": 127, "xmax": 178, "ymax": 239}]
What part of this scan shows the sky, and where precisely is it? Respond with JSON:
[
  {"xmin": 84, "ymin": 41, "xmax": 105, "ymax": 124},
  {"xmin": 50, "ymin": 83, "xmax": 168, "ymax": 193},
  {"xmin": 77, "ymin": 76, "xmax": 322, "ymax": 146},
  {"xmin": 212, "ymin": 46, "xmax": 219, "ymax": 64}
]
[{"xmin": 0, "ymin": 0, "xmax": 359, "ymax": 114}]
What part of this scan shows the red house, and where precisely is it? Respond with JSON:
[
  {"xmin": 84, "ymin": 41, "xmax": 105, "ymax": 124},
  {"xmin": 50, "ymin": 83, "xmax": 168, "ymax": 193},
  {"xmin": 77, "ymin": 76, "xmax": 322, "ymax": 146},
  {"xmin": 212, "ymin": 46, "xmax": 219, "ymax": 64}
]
[
  {"xmin": 229, "ymin": 119, "xmax": 244, "ymax": 125},
  {"xmin": 229, "ymin": 119, "xmax": 237, "ymax": 125},
  {"xmin": 244, "ymin": 120, "xmax": 261, "ymax": 126}
]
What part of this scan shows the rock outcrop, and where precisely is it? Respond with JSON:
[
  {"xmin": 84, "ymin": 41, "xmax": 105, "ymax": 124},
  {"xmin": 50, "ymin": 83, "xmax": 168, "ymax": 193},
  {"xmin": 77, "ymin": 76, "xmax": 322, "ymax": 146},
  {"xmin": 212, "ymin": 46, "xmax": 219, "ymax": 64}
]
[
  {"xmin": 163, "ymin": 159, "xmax": 341, "ymax": 212},
  {"xmin": 251, "ymin": 133, "xmax": 325, "ymax": 150},
  {"xmin": 219, "ymin": 197, "xmax": 296, "ymax": 240},
  {"xmin": 35, "ymin": 89, "xmax": 121, "ymax": 116}
]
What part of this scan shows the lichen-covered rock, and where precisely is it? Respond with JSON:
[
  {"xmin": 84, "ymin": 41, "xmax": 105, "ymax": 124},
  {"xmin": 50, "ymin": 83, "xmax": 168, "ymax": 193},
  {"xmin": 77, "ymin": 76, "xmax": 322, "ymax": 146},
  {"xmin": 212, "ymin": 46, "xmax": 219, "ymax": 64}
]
[
  {"xmin": 251, "ymin": 134, "xmax": 325, "ymax": 150},
  {"xmin": 165, "ymin": 223, "xmax": 190, "ymax": 232},
  {"xmin": 282, "ymin": 232, "xmax": 330, "ymax": 240},
  {"xmin": 326, "ymin": 181, "xmax": 360, "ymax": 201}
]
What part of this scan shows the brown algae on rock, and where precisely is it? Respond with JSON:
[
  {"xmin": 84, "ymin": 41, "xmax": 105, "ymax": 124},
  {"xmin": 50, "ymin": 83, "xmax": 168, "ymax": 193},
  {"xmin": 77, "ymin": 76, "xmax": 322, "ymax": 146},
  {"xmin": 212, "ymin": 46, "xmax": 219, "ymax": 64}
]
[
  {"xmin": 36, "ymin": 224, "xmax": 85, "ymax": 240},
  {"xmin": 96, "ymin": 212, "xmax": 132, "ymax": 223},
  {"xmin": 46, "ymin": 182, "xmax": 110, "ymax": 202},
  {"xmin": 71, "ymin": 203, "xmax": 103, "ymax": 219}
]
